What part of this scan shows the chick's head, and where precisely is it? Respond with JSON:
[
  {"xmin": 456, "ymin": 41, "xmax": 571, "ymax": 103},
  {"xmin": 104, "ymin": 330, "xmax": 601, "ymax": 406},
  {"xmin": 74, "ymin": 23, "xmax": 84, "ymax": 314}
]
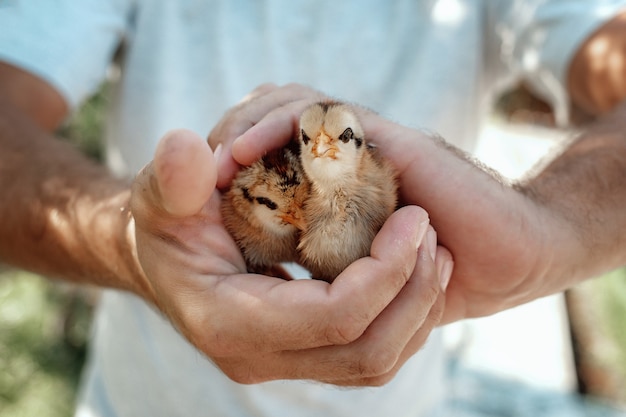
[
  {"xmin": 230, "ymin": 144, "xmax": 308, "ymax": 234},
  {"xmin": 299, "ymin": 102, "xmax": 365, "ymax": 185}
]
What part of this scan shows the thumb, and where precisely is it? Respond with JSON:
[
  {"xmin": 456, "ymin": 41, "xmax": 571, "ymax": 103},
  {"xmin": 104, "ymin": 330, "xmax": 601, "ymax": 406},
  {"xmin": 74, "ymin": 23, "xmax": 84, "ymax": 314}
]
[{"xmin": 134, "ymin": 129, "xmax": 218, "ymax": 218}]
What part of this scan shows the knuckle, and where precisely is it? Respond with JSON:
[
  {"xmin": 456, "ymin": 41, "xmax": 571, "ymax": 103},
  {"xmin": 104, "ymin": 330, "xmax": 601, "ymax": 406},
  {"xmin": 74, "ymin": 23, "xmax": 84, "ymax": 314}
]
[
  {"xmin": 426, "ymin": 285, "xmax": 440, "ymax": 309},
  {"xmin": 354, "ymin": 345, "xmax": 399, "ymax": 378},
  {"xmin": 429, "ymin": 291, "xmax": 446, "ymax": 323},
  {"xmin": 362, "ymin": 371, "xmax": 397, "ymax": 387},
  {"xmin": 221, "ymin": 120, "xmax": 246, "ymax": 141},
  {"xmin": 422, "ymin": 270, "xmax": 442, "ymax": 308},
  {"xmin": 219, "ymin": 361, "xmax": 263, "ymax": 385},
  {"xmin": 323, "ymin": 313, "xmax": 369, "ymax": 345},
  {"xmin": 230, "ymin": 370, "xmax": 260, "ymax": 385},
  {"xmin": 398, "ymin": 261, "xmax": 414, "ymax": 286},
  {"xmin": 199, "ymin": 333, "xmax": 228, "ymax": 358},
  {"xmin": 378, "ymin": 255, "xmax": 413, "ymax": 289},
  {"xmin": 209, "ymin": 111, "xmax": 251, "ymax": 144},
  {"xmin": 252, "ymin": 82, "xmax": 277, "ymax": 94},
  {"xmin": 283, "ymin": 82, "xmax": 303, "ymax": 91},
  {"xmin": 173, "ymin": 309, "xmax": 232, "ymax": 359}
]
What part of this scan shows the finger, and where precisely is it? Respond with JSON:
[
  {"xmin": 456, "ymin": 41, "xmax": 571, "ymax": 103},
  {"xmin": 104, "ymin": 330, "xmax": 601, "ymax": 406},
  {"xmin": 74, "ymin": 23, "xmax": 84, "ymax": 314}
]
[
  {"xmin": 322, "ymin": 206, "xmax": 431, "ymax": 343},
  {"xmin": 206, "ymin": 82, "xmax": 279, "ymax": 171},
  {"xmin": 153, "ymin": 129, "xmax": 218, "ymax": 217},
  {"xmin": 319, "ymin": 242, "xmax": 443, "ymax": 385},
  {"xmin": 238, "ymin": 82, "xmax": 279, "ymax": 104},
  {"xmin": 350, "ymin": 296, "xmax": 446, "ymax": 387},
  {"xmin": 424, "ymin": 226, "xmax": 454, "ymax": 292},
  {"xmin": 229, "ymin": 83, "xmax": 324, "ymax": 143},
  {"xmin": 435, "ymin": 245, "xmax": 454, "ymax": 292},
  {"xmin": 356, "ymin": 262, "xmax": 446, "ymax": 386},
  {"xmin": 211, "ymin": 84, "xmax": 326, "ymax": 188},
  {"xmin": 131, "ymin": 129, "xmax": 218, "ymax": 234},
  {"xmin": 326, "ymin": 239, "xmax": 448, "ymax": 386},
  {"xmin": 230, "ymin": 98, "xmax": 317, "ymax": 166},
  {"xmin": 216, "ymin": 241, "xmax": 443, "ymax": 385},
  {"xmin": 200, "ymin": 206, "xmax": 430, "ymax": 357},
  {"xmin": 355, "ymin": 110, "xmax": 430, "ymax": 174},
  {"xmin": 152, "ymin": 129, "xmax": 218, "ymax": 217}
]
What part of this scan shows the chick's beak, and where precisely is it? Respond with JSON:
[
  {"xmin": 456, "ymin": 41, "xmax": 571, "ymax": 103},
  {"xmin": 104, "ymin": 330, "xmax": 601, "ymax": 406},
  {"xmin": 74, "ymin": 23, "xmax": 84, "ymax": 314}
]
[
  {"xmin": 280, "ymin": 211, "xmax": 307, "ymax": 231},
  {"xmin": 312, "ymin": 131, "xmax": 339, "ymax": 159}
]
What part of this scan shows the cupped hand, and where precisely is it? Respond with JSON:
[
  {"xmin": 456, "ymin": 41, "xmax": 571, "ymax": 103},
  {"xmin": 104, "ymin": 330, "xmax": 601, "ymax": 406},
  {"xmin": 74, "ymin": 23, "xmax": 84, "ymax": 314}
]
[
  {"xmin": 130, "ymin": 128, "xmax": 451, "ymax": 386},
  {"xmin": 217, "ymin": 83, "xmax": 558, "ymax": 325},
  {"xmin": 208, "ymin": 83, "xmax": 327, "ymax": 189}
]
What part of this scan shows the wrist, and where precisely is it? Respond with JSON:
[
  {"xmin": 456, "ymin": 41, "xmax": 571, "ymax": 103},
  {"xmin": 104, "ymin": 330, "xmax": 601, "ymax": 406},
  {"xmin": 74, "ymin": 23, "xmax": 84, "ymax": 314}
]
[
  {"xmin": 513, "ymin": 190, "xmax": 587, "ymax": 298},
  {"xmin": 86, "ymin": 188, "xmax": 158, "ymax": 305}
]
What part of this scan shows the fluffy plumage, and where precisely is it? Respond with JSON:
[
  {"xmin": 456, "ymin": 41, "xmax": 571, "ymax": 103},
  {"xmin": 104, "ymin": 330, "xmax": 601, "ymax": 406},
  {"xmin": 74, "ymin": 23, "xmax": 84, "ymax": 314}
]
[
  {"xmin": 222, "ymin": 101, "xmax": 398, "ymax": 282},
  {"xmin": 297, "ymin": 102, "xmax": 398, "ymax": 281},
  {"xmin": 221, "ymin": 141, "xmax": 309, "ymax": 274}
]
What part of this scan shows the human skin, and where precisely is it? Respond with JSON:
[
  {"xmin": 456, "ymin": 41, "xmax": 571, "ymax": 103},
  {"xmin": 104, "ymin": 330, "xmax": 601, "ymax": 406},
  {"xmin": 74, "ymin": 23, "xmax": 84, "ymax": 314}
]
[
  {"xmin": 1, "ymin": 10, "xmax": 625, "ymax": 386},
  {"xmin": 210, "ymin": 11, "xmax": 626, "ymax": 325},
  {"xmin": 131, "ymin": 128, "xmax": 451, "ymax": 385},
  {"xmin": 0, "ymin": 65, "xmax": 450, "ymax": 387}
]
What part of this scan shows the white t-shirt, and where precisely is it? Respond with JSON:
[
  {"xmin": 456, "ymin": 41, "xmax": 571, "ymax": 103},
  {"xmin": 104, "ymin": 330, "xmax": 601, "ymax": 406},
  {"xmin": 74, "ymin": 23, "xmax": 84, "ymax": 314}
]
[{"xmin": 1, "ymin": 1, "xmax": 624, "ymax": 416}]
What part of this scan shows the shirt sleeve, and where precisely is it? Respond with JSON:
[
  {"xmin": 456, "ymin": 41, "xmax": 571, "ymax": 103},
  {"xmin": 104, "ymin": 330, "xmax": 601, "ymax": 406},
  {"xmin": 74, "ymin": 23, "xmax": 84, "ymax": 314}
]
[
  {"xmin": 0, "ymin": 0, "xmax": 133, "ymax": 109},
  {"xmin": 487, "ymin": 0, "xmax": 626, "ymax": 124}
]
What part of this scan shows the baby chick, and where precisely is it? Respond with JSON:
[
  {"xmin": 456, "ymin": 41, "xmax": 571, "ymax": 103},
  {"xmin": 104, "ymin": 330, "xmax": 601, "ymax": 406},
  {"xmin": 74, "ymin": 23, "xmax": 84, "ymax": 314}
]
[
  {"xmin": 221, "ymin": 141, "xmax": 310, "ymax": 275},
  {"xmin": 297, "ymin": 102, "xmax": 398, "ymax": 282}
]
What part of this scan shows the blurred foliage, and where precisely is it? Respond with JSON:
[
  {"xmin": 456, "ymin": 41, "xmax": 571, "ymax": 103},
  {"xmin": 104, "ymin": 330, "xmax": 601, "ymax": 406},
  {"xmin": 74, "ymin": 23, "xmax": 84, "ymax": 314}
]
[
  {"xmin": 568, "ymin": 269, "xmax": 626, "ymax": 405},
  {"xmin": 56, "ymin": 82, "xmax": 110, "ymax": 162},
  {"xmin": 0, "ymin": 271, "xmax": 94, "ymax": 417},
  {"xmin": 597, "ymin": 270, "xmax": 626, "ymax": 379}
]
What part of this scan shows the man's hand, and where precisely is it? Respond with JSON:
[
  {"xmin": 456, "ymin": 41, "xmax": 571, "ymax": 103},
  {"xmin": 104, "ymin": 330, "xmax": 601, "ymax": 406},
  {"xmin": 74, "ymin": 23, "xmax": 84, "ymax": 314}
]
[
  {"xmin": 216, "ymin": 82, "xmax": 626, "ymax": 327},
  {"xmin": 208, "ymin": 83, "xmax": 537, "ymax": 324},
  {"xmin": 130, "ymin": 128, "xmax": 451, "ymax": 386}
]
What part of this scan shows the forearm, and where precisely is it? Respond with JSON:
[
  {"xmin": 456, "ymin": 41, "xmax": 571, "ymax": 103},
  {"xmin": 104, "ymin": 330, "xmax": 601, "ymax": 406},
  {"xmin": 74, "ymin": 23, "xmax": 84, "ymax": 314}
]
[
  {"xmin": 395, "ymin": 107, "xmax": 626, "ymax": 319},
  {"xmin": 517, "ymin": 102, "xmax": 626, "ymax": 279},
  {"xmin": 0, "ymin": 100, "xmax": 154, "ymax": 302}
]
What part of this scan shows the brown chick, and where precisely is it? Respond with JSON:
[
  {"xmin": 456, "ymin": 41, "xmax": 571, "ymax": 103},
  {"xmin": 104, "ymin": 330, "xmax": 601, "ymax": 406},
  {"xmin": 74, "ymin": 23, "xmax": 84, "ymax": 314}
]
[
  {"xmin": 221, "ymin": 141, "xmax": 310, "ymax": 275},
  {"xmin": 297, "ymin": 102, "xmax": 398, "ymax": 282}
]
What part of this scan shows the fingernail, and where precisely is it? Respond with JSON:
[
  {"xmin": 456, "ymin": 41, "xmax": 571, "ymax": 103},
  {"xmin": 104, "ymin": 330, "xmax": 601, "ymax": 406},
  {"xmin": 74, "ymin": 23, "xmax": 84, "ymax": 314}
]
[
  {"xmin": 214, "ymin": 143, "xmax": 227, "ymax": 177},
  {"xmin": 213, "ymin": 143, "xmax": 223, "ymax": 165},
  {"xmin": 232, "ymin": 134, "xmax": 244, "ymax": 149},
  {"xmin": 426, "ymin": 227, "xmax": 436, "ymax": 261},
  {"xmin": 438, "ymin": 259, "xmax": 453, "ymax": 292},
  {"xmin": 415, "ymin": 219, "xmax": 430, "ymax": 251}
]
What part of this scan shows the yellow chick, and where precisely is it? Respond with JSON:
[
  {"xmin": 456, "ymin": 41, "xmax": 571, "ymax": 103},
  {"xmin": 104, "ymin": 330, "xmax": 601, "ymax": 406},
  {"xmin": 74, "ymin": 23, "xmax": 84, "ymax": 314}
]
[{"xmin": 297, "ymin": 102, "xmax": 398, "ymax": 282}]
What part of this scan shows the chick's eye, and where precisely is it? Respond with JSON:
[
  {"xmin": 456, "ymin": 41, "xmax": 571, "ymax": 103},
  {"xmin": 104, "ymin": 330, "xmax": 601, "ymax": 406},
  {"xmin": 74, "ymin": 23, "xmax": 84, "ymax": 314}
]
[
  {"xmin": 301, "ymin": 129, "xmax": 310, "ymax": 145},
  {"xmin": 339, "ymin": 127, "xmax": 363, "ymax": 147},
  {"xmin": 256, "ymin": 197, "xmax": 278, "ymax": 210},
  {"xmin": 338, "ymin": 127, "xmax": 353, "ymax": 143}
]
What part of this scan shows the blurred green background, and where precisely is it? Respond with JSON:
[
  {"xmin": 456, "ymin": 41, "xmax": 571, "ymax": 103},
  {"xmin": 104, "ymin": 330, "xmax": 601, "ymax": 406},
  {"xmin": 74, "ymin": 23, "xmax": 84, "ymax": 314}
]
[{"xmin": 0, "ymin": 84, "xmax": 625, "ymax": 416}]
